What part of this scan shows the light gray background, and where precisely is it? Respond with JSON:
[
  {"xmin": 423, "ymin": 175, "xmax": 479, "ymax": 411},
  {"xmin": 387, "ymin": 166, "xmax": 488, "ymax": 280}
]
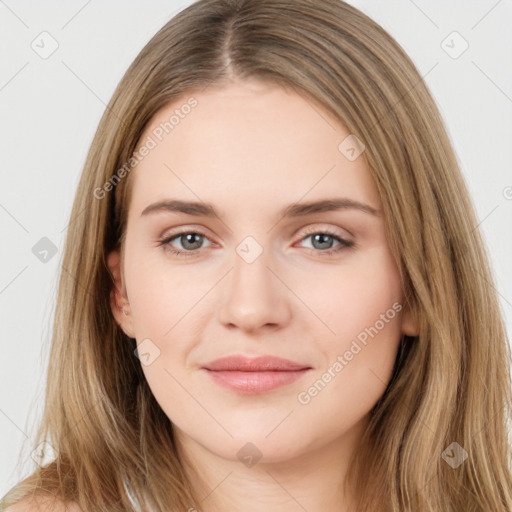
[{"xmin": 1, "ymin": 0, "xmax": 511, "ymax": 498}]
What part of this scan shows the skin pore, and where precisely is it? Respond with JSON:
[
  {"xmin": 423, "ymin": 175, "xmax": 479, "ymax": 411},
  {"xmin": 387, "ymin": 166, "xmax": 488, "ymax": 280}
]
[{"xmin": 108, "ymin": 78, "xmax": 419, "ymax": 512}]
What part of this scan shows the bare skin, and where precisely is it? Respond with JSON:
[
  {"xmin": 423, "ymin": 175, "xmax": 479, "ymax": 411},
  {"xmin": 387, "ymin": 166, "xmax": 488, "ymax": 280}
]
[{"xmin": 109, "ymin": 78, "xmax": 418, "ymax": 512}]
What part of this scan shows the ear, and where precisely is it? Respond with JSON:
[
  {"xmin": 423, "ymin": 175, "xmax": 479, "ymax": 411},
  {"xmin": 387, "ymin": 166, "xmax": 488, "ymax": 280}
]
[
  {"xmin": 400, "ymin": 302, "xmax": 419, "ymax": 337},
  {"xmin": 107, "ymin": 249, "xmax": 136, "ymax": 338}
]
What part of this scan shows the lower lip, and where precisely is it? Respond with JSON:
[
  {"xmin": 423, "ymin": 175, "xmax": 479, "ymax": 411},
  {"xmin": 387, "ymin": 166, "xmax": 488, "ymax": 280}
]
[{"xmin": 202, "ymin": 369, "xmax": 311, "ymax": 394}]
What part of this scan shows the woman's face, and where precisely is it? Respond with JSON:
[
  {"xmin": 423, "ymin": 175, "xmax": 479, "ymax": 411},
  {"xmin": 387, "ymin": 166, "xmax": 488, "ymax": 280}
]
[{"xmin": 109, "ymin": 79, "xmax": 418, "ymax": 465}]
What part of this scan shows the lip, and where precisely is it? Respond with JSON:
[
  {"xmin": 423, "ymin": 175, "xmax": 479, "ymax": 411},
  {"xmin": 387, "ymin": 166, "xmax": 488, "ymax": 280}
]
[
  {"xmin": 201, "ymin": 355, "xmax": 311, "ymax": 372},
  {"xmin": 201, "ymin": 355, "xmax": 312, "ymax": 394}
]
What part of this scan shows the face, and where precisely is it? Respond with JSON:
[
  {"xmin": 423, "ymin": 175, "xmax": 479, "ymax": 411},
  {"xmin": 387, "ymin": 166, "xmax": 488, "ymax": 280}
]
[{"xmin": 108, "ymin": 79, "xmax": 418, "ymax": 465}]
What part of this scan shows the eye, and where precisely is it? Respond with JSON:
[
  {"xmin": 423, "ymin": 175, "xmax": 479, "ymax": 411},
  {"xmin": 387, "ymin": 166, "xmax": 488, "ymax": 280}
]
[
  {"xmin": 157, "ymin": 227, "xmax": 354, "ymax": 258},
  {"xmin": 157, "ymin": 230, "xmax": 213, "ymax": 258},
  {"xmin": 296, "ymin": 228, "xmax": 354, "ymax": 256}
]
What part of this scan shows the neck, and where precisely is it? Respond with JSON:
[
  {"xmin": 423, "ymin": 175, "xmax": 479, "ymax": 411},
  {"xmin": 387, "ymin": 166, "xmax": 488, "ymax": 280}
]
[{"xmin": 173, "ymin": 416, "xmax": 369, "ymax": 512}]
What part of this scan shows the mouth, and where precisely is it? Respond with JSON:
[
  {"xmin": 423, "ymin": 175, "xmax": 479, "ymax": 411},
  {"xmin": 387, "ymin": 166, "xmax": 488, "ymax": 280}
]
[
  {"xmin": 201, "ymin": 354, "xmax": 312, "ymax": 394},
  {"xmin": 202, "ymin": 369, "xmax": 312, "ymax": 394}
]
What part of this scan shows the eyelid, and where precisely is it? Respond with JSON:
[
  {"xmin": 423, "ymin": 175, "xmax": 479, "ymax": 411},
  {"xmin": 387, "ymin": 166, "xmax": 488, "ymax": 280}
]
[
  {"xmin": 159, "ymin": 225, "xmax": 216, "ymax": 241},
  {"xmin": 158, "ymin": 223, "xmax": 355, "ymax": 259},
  {"xmin": 296, "ymin": 223, "xmax": 353, "ymax": 239},
  {"xmin": 159, "ymin": 223, "xmax": 353, "ymax": 245}
]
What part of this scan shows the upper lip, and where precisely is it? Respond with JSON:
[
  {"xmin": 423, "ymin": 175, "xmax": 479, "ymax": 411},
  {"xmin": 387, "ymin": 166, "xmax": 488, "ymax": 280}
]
[{"xmin": 202, "ymin": 355, "xmax": 311, "ymax": 372}]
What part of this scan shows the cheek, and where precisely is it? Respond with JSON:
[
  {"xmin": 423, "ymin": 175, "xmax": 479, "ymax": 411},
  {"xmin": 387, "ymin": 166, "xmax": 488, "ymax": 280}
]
[
  {"xmin": 125, "ymin": 246, "xmax": 200, "ymax": 337},
  {"xmin": 298, "ymin": 250, "xmax": 404, "ymax": 418},
  {"xmin": 306, "ymin": 246, "xmax": 403, "ymax": 343},
  {"xmin": 123, "ymin": 253, "xmax": 207, "ymax": 417},
  {"xmin": 123, "ymin": 248, "xmax": 212, "ymax": 395}
]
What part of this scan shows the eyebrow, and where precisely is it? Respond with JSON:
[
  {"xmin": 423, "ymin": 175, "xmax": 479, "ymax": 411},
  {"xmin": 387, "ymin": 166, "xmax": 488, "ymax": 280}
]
[{"xmin": 140, "ymin": 198, "xmax": 380, "ymax": 219}]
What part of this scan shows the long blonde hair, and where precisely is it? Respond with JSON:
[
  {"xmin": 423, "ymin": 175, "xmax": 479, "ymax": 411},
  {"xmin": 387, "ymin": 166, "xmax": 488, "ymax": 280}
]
[{"xmin": 2, "ymin": 0, "xmax": 511, "ymax": 510}]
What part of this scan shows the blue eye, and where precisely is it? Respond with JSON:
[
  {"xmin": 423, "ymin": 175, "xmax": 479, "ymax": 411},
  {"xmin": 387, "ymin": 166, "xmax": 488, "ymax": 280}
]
[
  {"xmin": 296, "ymin": 228, "xmax": 354, "ymax": 256},
  {"xmin": 158, "ymin": 231, "xmax": 212, "ymax": 258},
  {"xmin": 157, "ymin": 228, "xmax": 354, "ymax": 258}
]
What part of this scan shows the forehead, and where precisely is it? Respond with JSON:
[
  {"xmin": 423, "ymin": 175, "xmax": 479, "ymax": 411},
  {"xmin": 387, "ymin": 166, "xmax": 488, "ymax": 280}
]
[{"xmin": 128, "ymin": 80, "xmax": 381, "ymax": 219}]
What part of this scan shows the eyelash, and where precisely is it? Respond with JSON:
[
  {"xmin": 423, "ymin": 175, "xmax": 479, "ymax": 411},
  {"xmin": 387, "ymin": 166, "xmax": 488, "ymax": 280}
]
[{"xmin": 157, "ymin": 227, "xmax": 354, "ymax": 258}]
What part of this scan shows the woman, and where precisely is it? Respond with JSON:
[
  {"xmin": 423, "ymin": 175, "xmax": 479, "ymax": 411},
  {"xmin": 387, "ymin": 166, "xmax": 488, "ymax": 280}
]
[{"xmin": 2, "ymin": 0, "xmax": 511, "ymax": 510}]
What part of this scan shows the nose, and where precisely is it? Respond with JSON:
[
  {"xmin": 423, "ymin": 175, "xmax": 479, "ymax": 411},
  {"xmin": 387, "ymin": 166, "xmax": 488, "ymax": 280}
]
[{"xmin": 216, "ymin": 244, "xmax": 292, "ymax": 334}]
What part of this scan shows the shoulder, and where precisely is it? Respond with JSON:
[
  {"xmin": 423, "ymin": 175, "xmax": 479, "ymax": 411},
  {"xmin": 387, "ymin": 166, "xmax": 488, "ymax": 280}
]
[{"xmin": 4, "ymin": 495, "xmax": 82, "ymax": 512}]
